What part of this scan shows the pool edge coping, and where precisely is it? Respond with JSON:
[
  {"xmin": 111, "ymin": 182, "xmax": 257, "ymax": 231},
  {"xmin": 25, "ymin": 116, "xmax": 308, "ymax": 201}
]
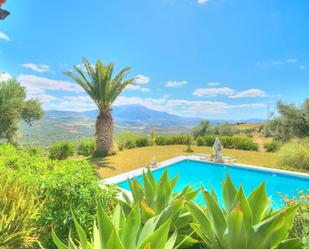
[{"xmin": 102, "ymin": 155, "xmax": 309, "ymax": 185}]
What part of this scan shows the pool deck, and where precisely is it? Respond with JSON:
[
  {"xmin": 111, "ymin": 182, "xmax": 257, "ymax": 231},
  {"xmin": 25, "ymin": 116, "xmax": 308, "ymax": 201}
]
[{"xmin": 102, "ymin": 155, "xmax": 309, "ymax": 185}]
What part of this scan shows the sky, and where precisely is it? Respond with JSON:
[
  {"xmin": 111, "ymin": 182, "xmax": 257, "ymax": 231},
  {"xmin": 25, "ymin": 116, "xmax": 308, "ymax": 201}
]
[{"xmin": 0, "ymin": 0, "xmax": 309, "ymax": 120}]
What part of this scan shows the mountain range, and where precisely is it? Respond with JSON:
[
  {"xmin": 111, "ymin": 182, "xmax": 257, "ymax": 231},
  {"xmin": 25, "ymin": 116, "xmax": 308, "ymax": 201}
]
[{"xmin": 20, "ymin": 104, "xmax": 265, "ymax": 146}]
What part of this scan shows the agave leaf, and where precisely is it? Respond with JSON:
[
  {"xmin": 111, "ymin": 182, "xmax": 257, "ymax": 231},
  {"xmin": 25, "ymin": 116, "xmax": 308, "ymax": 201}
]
[
  {"xmin": 248, "ymin": 182, "xmax": 270, "ymax": 224},
  {"xmin": 247, "ymin": 208, "xmax": 286, "ymax": 249},
  {"xmin": 186, "ymin": 200, "xmax": 216, "ymax": 244},
  {"xmin": 106, "ymin": 229, "xmax": 125, "ymax": 249},
  {"xmin": 231, "ymin": 185, "xmax": 253, "ymax": 231},
  {"xmin": 136, "ymin": 216, "xmax": 159, "ymax": 247},
  {"xmin": 164, "ymin": 231, "xmax": 178, "ymax": 249},
  {"xmin": 141, "ymin": 199, "xmax": 156, "ymax": 222},
  {"xmin": 275, "ymin": 239, "xmax": 303, "ymax": 249},
  {"xmin": 68, "ymin": 235, "xmax": 79, "ymax": 249},
  {"xmin": 120, "ymin": 205, "xmax": 141, "ymax": 249},
  {"xmin": 97, "ymin": 203, "xmax": 114, "ymax": 249},
  {"xmin": 72, "ymin": 214, "xmax": 88, "ymax": 249},
  {"xmin": 203, "ymin": 190, "xmax": 227, "ymax": 243},
  {"xmin": 270, "ymin": 205, "xmax": 300, "ymax": 248},
  {"xmin": 143, "ymin": 171, "xmax": 156, "ymax": 205},
  {"xmin": 137, "ymin": 219, "xmax": 172, "ymax": 249},
  {"xmin": 93, "ymin": 222, "xmax": 101, "ymax": 249},
  {"xmin": 224, "ymin": 206, "xmax": 247, "ymax": 249},
  {"xmin": 52, "ymin": 230, "xmax": 68, "ymax": 249},
  {"xmin": 146, "ymin": 167, "xmax": 157, "ymax": 190},
  {"xmin": 157, "ymin": 197, "xmax": 185, "ymax": 226},
  {"xmin": 129, "ymin": 178, "xmax": 144, "ymax": 203},
  {"xmin": 222, "ymin": 172, "xmax": 237, "ymax": 212}
]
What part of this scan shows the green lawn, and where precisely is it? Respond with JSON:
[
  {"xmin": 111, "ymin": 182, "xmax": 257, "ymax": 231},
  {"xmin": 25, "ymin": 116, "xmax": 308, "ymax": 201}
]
[{"xmin": 73, "ymin": 145, "xmax": 308, "ymax": 179}]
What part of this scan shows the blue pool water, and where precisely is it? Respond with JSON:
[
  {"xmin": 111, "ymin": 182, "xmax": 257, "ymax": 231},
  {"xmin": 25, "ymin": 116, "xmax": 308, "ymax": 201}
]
[{"xmin": 118, "ymin": 160, "xmax": 309, "ymax": 208}]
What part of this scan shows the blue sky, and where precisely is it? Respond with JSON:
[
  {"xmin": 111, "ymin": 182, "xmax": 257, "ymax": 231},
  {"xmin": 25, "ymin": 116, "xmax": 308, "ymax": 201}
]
[{"xmin": 0, "ymin": 0, "xmax": 308, "ymax": 119}]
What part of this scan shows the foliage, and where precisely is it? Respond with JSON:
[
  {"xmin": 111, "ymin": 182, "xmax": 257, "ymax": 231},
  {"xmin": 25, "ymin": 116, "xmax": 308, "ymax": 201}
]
[
  {"xmin": 187, "ymin": 173, "xmax": 302, "ymax": 249},
  {"xmin": 78, "ymin": 139, "xmax": 96, "ymax": 156},
  {"xmin": 48, "ymin": 140, "xmax": 76, "ymax": 160},
  {"xmin": 65, "ymin": 58, "xmax": 135, "ymax": 155},
  {"xmin": 185, "ymin": 135, "xmax": 194, "ymax": 152},
  {"xmin": 266, "ymin": 99, "xmax": 309, "ymax": 141},
  {"xmin": 278, "ymin": 139, "xmax": 309, "ymax": 170},
  {"xmin": 196, "ymin": 135, "xmax": 259, "ymax": 151},
  {"xmin": 53, "ymin": 202, "xmax": 179, "ymax": 249},
  {"xmin": 193, "ymin": 121, "xmax": 236, "ymax": 138},
  {"xmin": 264, "ymin": 140, "xmax": 281, "ymax": 152},
  {"xmin": 283, "ymin": 191, "xmax": 309, "ymax": 248},
  {"xmin": 118, "ymin": 168, "xmax": 200, "ymax": 247},
  {"xmin": 0, "ymin": 173, "xmax": 42, "ymax": 248},
  {"xmin": 0, "ymin": 79, "xmax": 43, "ymax": 143},
  {"xmin": 117, "ymin": 131, "xmax": 142, "ymax": 150},
  {"xmin": 155, "ymin": 134, "xmax": 191, "ymax": 146},
  {"xmin": 0, "ymin": 144, "xmax": 118, "ymax": 248}
]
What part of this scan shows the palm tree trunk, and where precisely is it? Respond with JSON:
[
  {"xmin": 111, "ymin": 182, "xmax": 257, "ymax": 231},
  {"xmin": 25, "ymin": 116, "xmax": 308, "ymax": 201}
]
[{"xmin": 95, "ymin": 109, "xmax": 114, "ymax": 156}]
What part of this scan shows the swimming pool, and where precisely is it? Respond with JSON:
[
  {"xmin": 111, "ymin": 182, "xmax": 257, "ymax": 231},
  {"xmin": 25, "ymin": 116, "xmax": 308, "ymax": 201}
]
[{"xmin": 116, "ymin": 157, "xmax": 309, "ymax": 207}]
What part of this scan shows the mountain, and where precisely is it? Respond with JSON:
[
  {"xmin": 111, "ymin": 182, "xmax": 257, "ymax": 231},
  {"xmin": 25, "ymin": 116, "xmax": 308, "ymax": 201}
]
[{"xmin": 19, "ymin": 104, "xmax": 265, "ymax": 146}]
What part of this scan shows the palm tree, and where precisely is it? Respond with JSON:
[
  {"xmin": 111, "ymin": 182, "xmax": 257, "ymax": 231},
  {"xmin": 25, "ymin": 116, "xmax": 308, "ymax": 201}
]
[{"xmin": 65, "ymin": 58, "xmax": 135, "ymax": 156}]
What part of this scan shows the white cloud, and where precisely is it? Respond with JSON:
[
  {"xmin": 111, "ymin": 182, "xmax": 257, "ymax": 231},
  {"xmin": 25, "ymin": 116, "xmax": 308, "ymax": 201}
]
[
  {"xmin": 256, "ymin": 58, "xmax": 297, "ymax": 67},
  {"xmin": 0, "ymin": 32, "xmax": 10, "ymax": 42},
  {"xmin": 193, "ymin": 87, "xmax": 235, "ymax": 97},
  {"xmin": 229, "ymin": 89, "xmax": 267, "ymax": 98},
  {"xmin": 113, "ymin": 96, "xmax": 265, "ymax": 117},
  {"xmin": 197, "ymin": 0, "xmax": 208, "ymax": 4},
  {"xmin": 300, "ymin": 65, "xmax": 305, "ymax": 70},
  {"xmin": 21, "ymin": 63, "xmax": 51, "ymax": 73},
  {"xmin": 126, "ymin": 84, "xmax": 150, "ymax": 93},
  {"xmin": 30, "ymin": 93, "xmax": 58, "ymax": 104},
  {"xmin": 0, "ymin": 72, "xmax": 12, "ymax": 82},
  {"xmin": 166, "ymin": 81, "xmax": 188, "ymax": 88},
  {"xmin": 135, "ymin": 74, "xmax": 150, "ymax": 84},
  {"xmin": 208, "ymin": 82, "xmax": 222, "ymax": 86},
  {"xmin": 17, "ymin": 74, "xmax": 83, "ymax": 95}
]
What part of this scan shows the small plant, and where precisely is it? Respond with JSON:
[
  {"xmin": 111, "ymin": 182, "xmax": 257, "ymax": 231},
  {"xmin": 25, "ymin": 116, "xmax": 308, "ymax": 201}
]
[
  {"xmin": 78, "ymin": 139, "xmax": 96, "ymax": 156},
  {"xmin": 264, "ymin": 140, "xmax": 281, "ymax": 152},
  {"xmin": 52, "ymin": 203, "xmax": 179, "ymax": 249},
  {"xmin": 187, "ymin": 173, "xmax": 302, "ymax": 249},
  {"xmin": 185, "ymin": 135, "xmax": 194, "ymax": 152},
  {"xmin": 48, "ymin": 140, "xmax": 76, "ymax": 160},
  {"xmin": 0, "ymin": 174, "xmax": 42, "ymax": 248},
  {"xmin": 278, "ymin": 139, "xmax": 309, "ymax": 170},
  {"xmin": 283, "ymin": 190, "xmax": 309, "ymax": 248}
]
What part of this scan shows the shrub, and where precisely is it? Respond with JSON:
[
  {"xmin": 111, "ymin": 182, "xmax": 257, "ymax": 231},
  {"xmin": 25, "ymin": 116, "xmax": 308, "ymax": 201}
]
[
  {"xmin": 279, "ymin": 140, "xmax": 309, "ymax": 170},
  {"xmin": 283, "ymin": 191, "xmax": 309, "ymax": 248},
  {"xmin": 78, "ymin": 139, "xmax": 96, "ymax": 156},
  {"xmin": 155, "ymin": 134, "xmax": 189, "ymax": 146},
  {"xmin": 0, "ymin": 174, "xmax": 41, "ymax": 248},
  {"xmin": 25, "ymin": 145, "xmax": 45, "ymax": 156},
  {"xmin": 264, "ymin": 140, "xmax": 281, "ymax": 152},
  {"xmin": 117, "ymin": 131, "xmax": 139, "ymax": 150},
  {"xmin": 48, "ymin": 140, "xmax": 76, "ymax": 160},
  {"xmin": 196, "ymin": 135, "xmax": 259, "ymax": 151},
  {"xmin": 135, "ymin": 137, "xmax": 149, "ymax": 147},
  {"xmin": 0, "ymin": 144, "xmax": 118, "ymax": 248}
]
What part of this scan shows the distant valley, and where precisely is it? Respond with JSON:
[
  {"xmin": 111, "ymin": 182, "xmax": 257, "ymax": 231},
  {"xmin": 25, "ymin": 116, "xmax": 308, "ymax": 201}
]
[{"xmin": 20, "ymin": 104, "xmax": 264, "ymax": 146}]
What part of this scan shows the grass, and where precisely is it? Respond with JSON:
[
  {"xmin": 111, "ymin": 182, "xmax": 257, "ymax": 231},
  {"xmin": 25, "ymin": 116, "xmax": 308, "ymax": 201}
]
[{"xmin": 74, "ymin": 145, "xmax": 307, "ymax": 179}]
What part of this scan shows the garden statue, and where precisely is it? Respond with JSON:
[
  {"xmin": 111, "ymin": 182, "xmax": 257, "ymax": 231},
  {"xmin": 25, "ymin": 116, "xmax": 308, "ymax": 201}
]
[{"xmin": 213, "ymin": 137, "xmax": 223, "ymax": 162}]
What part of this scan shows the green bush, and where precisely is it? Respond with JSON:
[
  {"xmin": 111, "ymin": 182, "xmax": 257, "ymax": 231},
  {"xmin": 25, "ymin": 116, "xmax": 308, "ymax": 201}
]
[
  {"xmin": 196, "ymin": 135, "xmax": 259, "ymax": 151},
  {"xmin": 48, "ymin": 140, "xmax": 76, "ymax": 160},
  {"xmin": 78, "ymin": 139, "xmax": 96, "ymax": 156},
  {"xmin": 283, "ymin": 191, "xmax": 309, "ymax": 248},
  {"xmin": 155, "ymin": 134, "xmax": 189, "ymax": 146},
  {"xmin": 279, "ymin": 139, "xmax": 309, "ymax": 170},
  {"xmin": 135, "ymin": 137, "xmax": 149, "ymax": 147},
  {"xmin": 0, "ymin": 144, "xmax": 118, "ymax": 248},
  {"xmin": 264, "ymin": 140, "xmax": 281, "ymax": 152},
  {"xmin": 0, "ymin": 174, "xmax": 41, "ymax": 248}
]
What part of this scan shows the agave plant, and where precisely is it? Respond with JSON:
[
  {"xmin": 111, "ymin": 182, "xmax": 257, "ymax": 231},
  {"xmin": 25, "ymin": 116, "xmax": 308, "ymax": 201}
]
[
  {"xmin": 118, "ymin": 168, "xmax": 200, "ymax": 247},
  {"xmin": 119, "ymin": 168, "xmax": 199, "ymax": 221},
  {"xmin": 52, "ymin": 202, "xmax": 180, "ymax": 249},
  {"xmin": 187, "ymin": 173, "xmax": 303, "ymax": 249}
]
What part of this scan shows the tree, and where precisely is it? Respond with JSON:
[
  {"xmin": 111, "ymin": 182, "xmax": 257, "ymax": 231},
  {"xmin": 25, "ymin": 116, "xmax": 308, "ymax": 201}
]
[
  {"xmin": 266, "ymin": 99, "xmax": 309, "ymax": 141},
  {"xmin": 192, "ymin": 120, "xmax": 211, "ymax": 138},
  {"xmin": 0, "ymin": 79, "xmax": 43, "ymax": 143},
  {"xmin": 65, "ymin": 58, "xmax": 135, "ymax": 156}
]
